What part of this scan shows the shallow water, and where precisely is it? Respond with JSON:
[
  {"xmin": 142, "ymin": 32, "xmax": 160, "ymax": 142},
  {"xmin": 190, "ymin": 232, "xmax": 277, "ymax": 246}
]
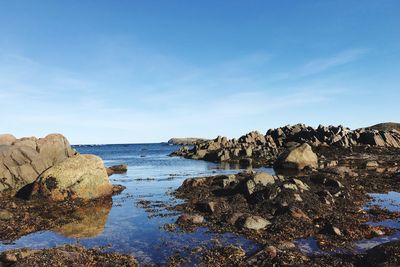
[{"xmin": 0, "ymin": 143, "xmax": 266, "ymax": 265}]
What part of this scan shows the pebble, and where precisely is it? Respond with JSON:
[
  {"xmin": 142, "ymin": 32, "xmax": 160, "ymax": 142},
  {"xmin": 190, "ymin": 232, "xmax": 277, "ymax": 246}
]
[{"xmin": 0, "ymin": 210, "xmax": 13, "ymax": 220}]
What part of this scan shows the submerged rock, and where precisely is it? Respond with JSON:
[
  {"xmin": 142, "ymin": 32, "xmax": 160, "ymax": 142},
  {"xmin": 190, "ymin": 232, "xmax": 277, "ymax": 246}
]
[{"xmin": 177, "ymin": 213, "xmax": 204, "ymax": 224}]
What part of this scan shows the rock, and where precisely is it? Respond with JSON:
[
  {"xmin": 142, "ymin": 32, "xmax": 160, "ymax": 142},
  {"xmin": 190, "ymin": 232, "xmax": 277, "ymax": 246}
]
[
  {"xmin": 220, "ymin": 174, "xmax": 237, "ymax": 188},
  {"xmin": 283, "ymin": 183, "xmax": 298, "ymax": 191},
  {"xmin": 218, "ymin": 149, "xmax": 230, "ymax": 161},
  {"xmin": 359, "ymin": 240, "xmax": 400, "ymax": 266},
  {"xmin": 244, "ymin": 179, "xmax": 256, "ymax": 195},
  {"xmin": 0, "ymin": 134, "xmax": 16, "ymax": 145},
  {"xmin": 0, "ymin": 133, "xmax": 76, "ymax": 196},
  {"xmin": 29, "ymin": 154, "xmax": 113, "ymax": 201},
  {"xmin": 242, "ymin": 215, "xmax": 271, "ymax": 230},
  {"xmin": 170, "ymin": 124, "xmax": 400, "ymax": 166},
  {"xmin": 112, "ymin": 184, "xmax": 126, "ymax": 195},
  {"xmin": 289, "ymin": 207, "xmax": 311, "ymax": 221},
  {"xmin": 317, "ymin": 190, "xmax": 335, "ymax": 205},
  {"xmin": 325, "ymin": 178, "xmax": 344, "ymax": 188},
  {"xmin": 265, "ymin": 245, "xmax": 277, "ymax": 259},
  {"xmin": 196, "ymin": 201, "xmax": 217, "ymax": 213},
  {"xmin": 177, "ymin": 214, "xmax": 204, "ymax": 224},
  {"xmin": 253, "ymin": 172, "xmax": 275, "ymax": 186},
  {"xmin": 182, "ymin": 177, "xmax": 207, "ymax": 188},
  {"xmin": 292, "ymin": 178, "xmax": 310, "ymax": 191},
  {"xmin": 245, "ymin": 147, "xmax": 253, "ymax": 157},
  {"xmin": 228, "ymin": 212, "xmax": 244, "ymax": 225},
  {"xmin": 332, "ymin": 226, "xmax": 342, "ymax": 236},
  {"xmin": 106, "ymin": 164, "xmax": 128, "ymax": 176},
  {"xmin": 35, "ymin": 134, "xmax": 75, "ymax": 167},
  {"xmin": 274, "ymin": 143, "xmax": 318, "ymax": 170},
  {"xmin": 365, "ymin": 161, "xmax": 379, "ymax": 168},
  {"xmin": 359, "ymin": 131, "xmax": 386, "ymax": 146},
  {"xmin": 294, "ymin": 193, "xmax": 303, "ymax": 202},
  {"xmin": 371, "ymin": 228, "xmax": 385, "ymax": 236},
  {"xmin": 0, "ymin": 209, "xmax": 13, "ymax": 220},
  {"xmin": 277, "ymin": 241, "xmax": 296, "ymax": 250},
  {"xmin": 195, "ymin": 149, "xmax": 208, "ymax": 159}
]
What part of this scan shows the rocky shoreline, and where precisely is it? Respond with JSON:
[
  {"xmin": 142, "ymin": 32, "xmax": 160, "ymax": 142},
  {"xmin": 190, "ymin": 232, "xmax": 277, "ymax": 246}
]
[
  {"xmin": 166, "ymin": 124, "xmax": 400, "ymax": 266},
  {"xmin": 170, "ymin": 124, "xmax": 400, "ymax": 168},
  {"xmin": 1, "ymin": 124, "xmax": 400, "ymax": 266},
  {"xmin": 0, "ymin": 134, "xmax": 135, "ymax": 266},
  {"xmin": 0, "ymin": 244, "xmax": 138, "ymax": 266}
]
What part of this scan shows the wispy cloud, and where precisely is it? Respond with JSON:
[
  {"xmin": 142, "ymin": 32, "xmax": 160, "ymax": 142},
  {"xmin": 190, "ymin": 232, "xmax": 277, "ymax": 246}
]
[
  {"xmin": 0, "ymin": 42, "xmax": 372, "ymax": 143},
  {"xmin": 272, "ymin": 48, "xmax": 369, "ymax": 81}
]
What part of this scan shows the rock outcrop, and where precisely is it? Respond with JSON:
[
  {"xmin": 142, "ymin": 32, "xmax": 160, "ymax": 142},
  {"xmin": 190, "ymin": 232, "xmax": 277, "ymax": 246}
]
[
  {"xmin": 0, "ymin": 134, "xmax": 17, "ymax": 145},
  {"xmin": 171, "ymin": 124, "xmax": 400, "ymax": 167},
  {"xmin": 29, "ymin": 154, "xmax": 113, "ymax": 201},
  {"xmin": 0, "ymin": 134, "xmax": 76, "ymax": 195},
  {"xmin": 366, "ymin": 122, "xmax": 400, "ymax": 132}
]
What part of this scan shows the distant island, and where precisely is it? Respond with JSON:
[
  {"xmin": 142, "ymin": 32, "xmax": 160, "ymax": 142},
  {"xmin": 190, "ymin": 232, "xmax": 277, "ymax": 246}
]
[{"xmin": 167, "ymin": 137, "xmax": 210, "ymax": 146}]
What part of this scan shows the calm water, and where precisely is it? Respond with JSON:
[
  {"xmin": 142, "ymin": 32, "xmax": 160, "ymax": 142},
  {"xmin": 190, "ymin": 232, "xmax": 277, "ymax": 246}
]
[{"xmin": 0, "ymin": 143, "xmax": 265, "ymax": 265}]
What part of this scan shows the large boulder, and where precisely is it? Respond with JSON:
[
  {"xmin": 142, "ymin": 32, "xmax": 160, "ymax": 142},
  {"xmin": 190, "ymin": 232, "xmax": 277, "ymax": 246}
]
[
  {"xmin": 0, "ymin": 134, "xmax": 17, "ymax": 145},
  {"xmin": 29, "ymin": 154, "xmax": 113, "ymax": 201},
  {"xmin": 274, "ymin": 143, "xmax": 318, "ymax": 170},
  {"xmin": 0, "ymin": 134, "xmax": 75, "ymax": 196}
]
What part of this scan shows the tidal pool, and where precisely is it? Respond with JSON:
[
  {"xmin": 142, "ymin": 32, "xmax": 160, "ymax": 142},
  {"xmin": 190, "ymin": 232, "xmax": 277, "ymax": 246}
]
[{"xmin": 0, "ymin": 143, "xmax": 264, "ymax": 265}]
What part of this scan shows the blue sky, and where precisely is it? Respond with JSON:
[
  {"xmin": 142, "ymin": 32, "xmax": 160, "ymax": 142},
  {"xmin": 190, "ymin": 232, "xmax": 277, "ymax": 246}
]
[{"xmin": 0, "ymin": 1, "xmax": 399, "ymax": 144}]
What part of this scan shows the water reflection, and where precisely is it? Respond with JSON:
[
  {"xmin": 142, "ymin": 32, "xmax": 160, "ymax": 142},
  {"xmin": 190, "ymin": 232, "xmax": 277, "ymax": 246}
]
[{"xmin": 53, "ymin": 200, "xmax": 112, "ymax": 239}]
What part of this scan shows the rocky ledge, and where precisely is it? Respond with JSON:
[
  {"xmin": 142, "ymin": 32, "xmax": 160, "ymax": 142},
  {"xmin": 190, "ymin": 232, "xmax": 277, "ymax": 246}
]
[
  {"xmin": 169, "ymin": 144, "xmax": 400, "ymax": 265},
  {"xmin": 0, "ymin": 245, "xmax": 138, "ymax": 267},
  {"xmin": 170, "ymin": 123, "xmax": 400, "ymax": 167}
]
